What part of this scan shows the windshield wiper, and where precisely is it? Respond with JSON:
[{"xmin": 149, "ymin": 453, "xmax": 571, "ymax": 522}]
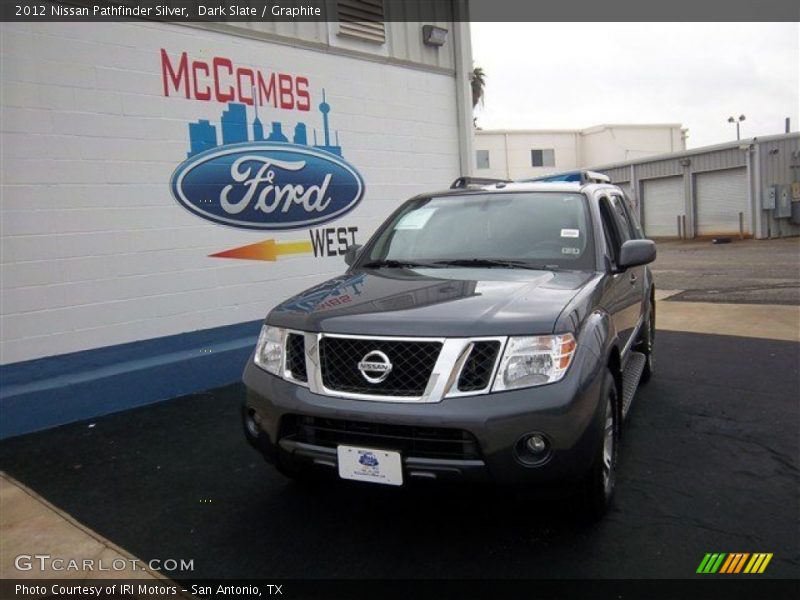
[
  {"xmin": 360, "ymin": 259, "xmax": 438, "ymax": 269},
  {"xmin": 432, "ymin": 258, "xmax": 542, "ymax": 270}
]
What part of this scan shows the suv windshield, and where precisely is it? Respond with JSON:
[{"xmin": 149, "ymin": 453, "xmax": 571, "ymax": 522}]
[{"xmin": 364, "ymin": 192, "xmax": 596, "ymax": 270}]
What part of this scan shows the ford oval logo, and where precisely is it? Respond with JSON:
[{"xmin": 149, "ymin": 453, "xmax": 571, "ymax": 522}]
[{"xmin": 170, "ymin": 143, "xmax": 365, "ymax": 230}]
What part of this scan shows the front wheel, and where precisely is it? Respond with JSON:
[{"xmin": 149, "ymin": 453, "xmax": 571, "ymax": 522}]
[{"xmin": 577, "ymin": 369, "xmax": 618, "ymax": 522}]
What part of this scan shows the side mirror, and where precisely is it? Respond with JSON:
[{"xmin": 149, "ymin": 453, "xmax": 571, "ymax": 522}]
[
  {"xmin": 343, "ymin": 244, "xmax": 363, "ymax": 266},
  {"xmin": 618, "ymin": 239, "xmax": 656, "ymax": 269}
]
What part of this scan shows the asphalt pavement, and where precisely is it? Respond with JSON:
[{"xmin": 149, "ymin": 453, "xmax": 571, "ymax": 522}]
[
  {"xmin": 0, "ymin": 330, "xmax": 797, "ymax": 580},
  {"xmin": 653, "ymin": 237, "xmax": 799, "ymax": 305}
]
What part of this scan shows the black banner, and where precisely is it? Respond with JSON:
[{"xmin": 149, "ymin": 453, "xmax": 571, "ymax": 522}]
[
  {"xmin": 2, "ymin": 579, "xmax": 800, "ymax": 600},
  {"xmin": 2, "ymin": 0, "xmax": 799, "ymax": 23}
]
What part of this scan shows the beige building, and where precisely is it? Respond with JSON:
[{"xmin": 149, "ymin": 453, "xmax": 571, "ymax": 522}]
[{"xmin": 474, "ymin": 124, "xmax": 687, "ymax": 180}]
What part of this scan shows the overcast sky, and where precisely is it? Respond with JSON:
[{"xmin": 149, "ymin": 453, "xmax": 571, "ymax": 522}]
[{"xmin": 471, "ymin": 23, "xmax": 799, "ymax": 148}]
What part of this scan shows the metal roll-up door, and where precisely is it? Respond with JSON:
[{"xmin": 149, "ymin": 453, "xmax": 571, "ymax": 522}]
[
  {"xmin": 695, "ymin": 168, "xmax": 749, "ymax": 236},
  {"xmin": 641, "ymin": 176, "xmax": 684, "ymax": 237}
]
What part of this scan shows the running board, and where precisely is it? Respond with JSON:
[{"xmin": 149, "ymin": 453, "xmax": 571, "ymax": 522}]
[{"xmin": 621, "ymin": 351, "xmax": 646, "ymax": 419}]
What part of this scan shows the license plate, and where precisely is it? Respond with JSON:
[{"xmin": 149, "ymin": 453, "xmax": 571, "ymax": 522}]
[{"xmin": 336, "ymin": 445, "xmax": 403, "ymax": 486}]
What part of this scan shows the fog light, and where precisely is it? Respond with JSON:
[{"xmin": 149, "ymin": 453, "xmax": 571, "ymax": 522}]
[
  {"xmin": 526, "ymin": 434, "xmax": 547, "ymax": 454},
  {"xmin": 515, "ymin": 433, "xmax": 552, "ymax": 467}
]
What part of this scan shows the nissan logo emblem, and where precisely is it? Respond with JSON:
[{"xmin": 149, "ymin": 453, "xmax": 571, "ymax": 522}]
[{"xmin": 357, "ymin": 350, "xmax": 393, "ymax": 384}]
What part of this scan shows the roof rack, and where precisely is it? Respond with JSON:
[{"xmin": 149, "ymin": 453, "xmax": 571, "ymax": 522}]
[
  {"xmin": 522, "ymin": 170, "xmax": 611, "ymax": 185},
  {"xmin": 450, "ymin": 176, "xmax": 511, "ymax": 189},
  {"xmin": 581, "ymin": 170, "xmax": 611, "ymax": 184}
]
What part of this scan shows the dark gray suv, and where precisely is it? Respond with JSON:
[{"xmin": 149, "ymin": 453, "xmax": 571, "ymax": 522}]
[{"xmin": 242, "ymin": 178, "xmax": 656, "ymax": 520}]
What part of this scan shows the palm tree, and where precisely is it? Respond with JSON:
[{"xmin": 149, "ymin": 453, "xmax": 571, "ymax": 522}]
[{"xmin": 470, "ymin": 66, "xmax": 486, "ymax": 109}]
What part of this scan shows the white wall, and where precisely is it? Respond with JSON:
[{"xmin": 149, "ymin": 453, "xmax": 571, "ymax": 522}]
[
  {"xmin": 474, "ymin": 132, "xmax": 511, "ymax": 179},
  {"xmin": 475, "ymin": 124, "xmax": 685, "ymax": 180},
  {"xmin": 0, "ymin": 21, "xmax": 463, "ymax": 364},
  {"xmin": 580, "ymin": 125, "xmax": 686, "ymax": 165},
  {"xmin": 474, "ymin": 131, "xmax": 578, "ymax": 179}
]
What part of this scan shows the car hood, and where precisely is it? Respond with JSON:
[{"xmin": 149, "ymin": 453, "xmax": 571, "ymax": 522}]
[{"xmin": 267, "ymin": 267, "xmax": 597, "ymax": 337}]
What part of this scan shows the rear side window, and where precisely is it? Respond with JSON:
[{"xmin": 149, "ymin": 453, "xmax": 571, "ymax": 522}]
[
  {"xmin": 609, "ymin": 196, "xmax": 635, "ymax": 243},
  {"xmin": 599, "ymin": 196, "xmax": 623, "ymax": 267},
  {"xmin": 611, "ymin": 193, "xmax": 642, "ymax": 239}
]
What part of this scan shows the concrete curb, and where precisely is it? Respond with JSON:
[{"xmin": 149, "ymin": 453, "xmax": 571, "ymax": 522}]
[{"xmin": 0, "ymin": 471, "xmax": 191, "ymax": 596}]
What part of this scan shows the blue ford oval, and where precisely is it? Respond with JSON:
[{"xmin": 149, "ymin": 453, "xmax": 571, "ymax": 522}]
[{"xmin": 170, "ymin": 143, "xmax": 365, "ymax": 230}]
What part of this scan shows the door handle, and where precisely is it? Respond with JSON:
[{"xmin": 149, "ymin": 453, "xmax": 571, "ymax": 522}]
[{"xmin": 629, "ymin": 273, "xmax": 637, "ymax": 284}]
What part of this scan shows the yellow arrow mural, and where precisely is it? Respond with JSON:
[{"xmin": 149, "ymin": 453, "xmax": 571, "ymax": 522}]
[{"xmin": 210, "ymin": 239, "xmax": 313, "ymax": 261}]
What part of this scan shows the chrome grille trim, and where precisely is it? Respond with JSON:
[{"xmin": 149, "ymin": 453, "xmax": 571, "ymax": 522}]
[
  {"xmin": 457, "ymin": 340, "xmax": 504, "ymax": 392},
  {"xmin": 319, "ymin": 336, "xmax": 443, "ymax": 397},
  {"xmin": 304, "ymin": 333, "xmax": 507, "ymax": 403},
  {"xmin": 451, "ymin": 338, "xmax": 507, "ymax": 396},
  {"xmin": 282, "ymin": 328, "xmax": 311, "ymax": 388}
]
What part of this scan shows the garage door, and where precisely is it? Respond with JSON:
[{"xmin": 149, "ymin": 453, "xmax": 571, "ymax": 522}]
[
  {"xmin": 641, "ymin": 176, "xmax": 684, "ymax": 237},
  {"xmin": 695, "ymin": 168, "xmax": 749, "ymax": 236}
]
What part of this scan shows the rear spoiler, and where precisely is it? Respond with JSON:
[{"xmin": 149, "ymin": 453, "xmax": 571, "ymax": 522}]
[{"xmin": 450, "ymin": 176, "xmax": 511, "ymax": 189}]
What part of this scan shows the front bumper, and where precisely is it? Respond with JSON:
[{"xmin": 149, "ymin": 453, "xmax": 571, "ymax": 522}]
[{"xmin": 241, "ymin": 346, "xmax": 606, "ymax": 485}]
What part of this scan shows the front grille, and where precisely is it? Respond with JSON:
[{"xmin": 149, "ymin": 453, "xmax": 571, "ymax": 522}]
[
  {"xmin": 281, "ymin": 415, "xmax": 482, "ymax": 460},
  {"xmin": 457, "ymin": 341, "xmax": 501, "ymax": 391},
  {"xmin": 285, "ymin": 333, "xmax": 307, "ymax": 382},
  {"xmin": 319, "ymin": 337, "xmax": 442, "ymax": 397}
]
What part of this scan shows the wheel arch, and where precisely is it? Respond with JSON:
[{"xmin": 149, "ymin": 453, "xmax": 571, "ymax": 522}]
[{"xmin": 577, "ymin": 308, "xmax": 624, "ymax": 438}]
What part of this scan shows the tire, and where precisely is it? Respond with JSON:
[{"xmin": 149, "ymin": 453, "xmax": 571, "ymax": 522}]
[
  {"xmin": 577, "ymin": 369, "xmax": 619, "ymax": 523},
  {"xmin": 635, "ymin": 299, "xmax": 655, "ymax": 383}
]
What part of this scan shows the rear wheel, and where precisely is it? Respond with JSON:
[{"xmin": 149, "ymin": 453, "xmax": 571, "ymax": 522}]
[{"xmin": 577, "ymin": 369, "xmax": 618, "ymax": 522}]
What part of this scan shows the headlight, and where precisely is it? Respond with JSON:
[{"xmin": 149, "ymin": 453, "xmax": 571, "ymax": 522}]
[
  {"xmin": 253, "ymin": 325, "xmax": 286, "ymax": 375},
  {"xmin": 492, "ymin": 333, "xmax": 576, "ymax": 391}
]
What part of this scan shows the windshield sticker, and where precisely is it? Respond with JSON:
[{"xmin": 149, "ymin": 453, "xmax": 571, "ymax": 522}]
[
  {"xmin": 396, "ymin": 208, "xmax": 437, "ymax": 230},
  {"xmin": 562, "ymin": 247, "xmax": 580, "ymax": 255},
  {"xmin": 561, "ymin": 228, "xmax": 580, "ymax": 238}
]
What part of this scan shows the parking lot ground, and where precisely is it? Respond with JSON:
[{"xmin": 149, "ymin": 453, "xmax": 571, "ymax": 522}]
[
  {"xmin": 0, "ymin": 474, "xmax": 166, "ymax": 581},
  {"xmin": 652, "ymin": 237, "xmax": 799, "ymax": 305},
  {"xmin": 657, "ymin": 301, "xmax": 799, "ymax": 341},
  {"xmin": 1, "ymin": 330, "xmax": 797, "ymax": 580}
]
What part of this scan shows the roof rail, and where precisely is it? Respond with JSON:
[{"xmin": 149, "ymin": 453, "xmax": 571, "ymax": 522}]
[{"xmin": 450, "ymin": 176, "xmax": 511, "ymax": 189}]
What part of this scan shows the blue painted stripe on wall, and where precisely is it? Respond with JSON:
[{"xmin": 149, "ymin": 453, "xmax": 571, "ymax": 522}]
[{"xmin": 0, "ymin": 319, "xmax": 263, "ymax": 439}]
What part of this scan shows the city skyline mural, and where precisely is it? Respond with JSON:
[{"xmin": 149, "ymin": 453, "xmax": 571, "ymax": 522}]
[{"xmin": 187, "ymin": 90, "xmax": 343, "ymax": 158}]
